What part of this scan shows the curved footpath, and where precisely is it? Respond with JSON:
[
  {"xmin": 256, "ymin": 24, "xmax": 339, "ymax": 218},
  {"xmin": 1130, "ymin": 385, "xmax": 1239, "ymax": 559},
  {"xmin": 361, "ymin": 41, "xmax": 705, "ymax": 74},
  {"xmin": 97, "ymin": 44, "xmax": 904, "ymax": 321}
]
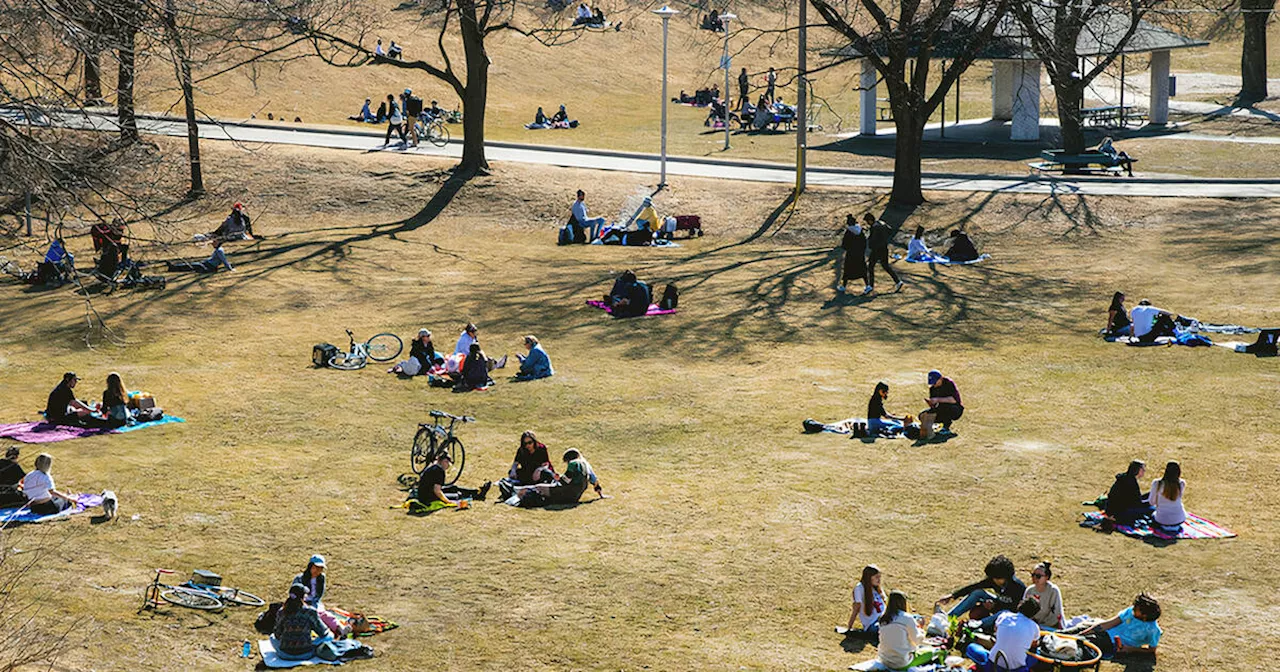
[{"xmin": 21, "ymin": 109, "xmax": 1280, "ymax": 198}]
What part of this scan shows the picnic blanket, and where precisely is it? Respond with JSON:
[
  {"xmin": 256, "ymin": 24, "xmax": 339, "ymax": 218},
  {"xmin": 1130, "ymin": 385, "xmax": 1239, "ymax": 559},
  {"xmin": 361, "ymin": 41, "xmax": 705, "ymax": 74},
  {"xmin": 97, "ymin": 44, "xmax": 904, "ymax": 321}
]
[
  {"xmin": 330, "ymin": 608, "xmax": 399, "ymax": 638},
  {"xmin": 1080, "ymin": 510, "xmax": 1236, "ymax": 540},
  {"xmin": 801, "ymin": 417, "xmax": 905, "ymax": 438},
  {"xmin": 900, "ymin": 252, "xmax": 991, "ymax": 265},
  {"xmin": 585, "ymin": 300, "xmax": 677, "ymax": 317},
  {"xmin": 0, "ymin": 493, "xmax": 103, "ymax": 525},
  {"xmin": 258, "ymin": 639, "xmax": 339, "ymax": 668},
  {"xmin": 0, "ymin": 415, "xmax": 185, "ymax": 444}
]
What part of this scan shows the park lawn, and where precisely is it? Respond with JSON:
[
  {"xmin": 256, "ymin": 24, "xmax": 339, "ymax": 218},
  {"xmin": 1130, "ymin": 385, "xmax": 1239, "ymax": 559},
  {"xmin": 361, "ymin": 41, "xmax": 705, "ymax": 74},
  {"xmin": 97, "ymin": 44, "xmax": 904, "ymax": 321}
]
[{"xmin": 1, "ymin": 139, "xmax": 1278, "ymax": 671}]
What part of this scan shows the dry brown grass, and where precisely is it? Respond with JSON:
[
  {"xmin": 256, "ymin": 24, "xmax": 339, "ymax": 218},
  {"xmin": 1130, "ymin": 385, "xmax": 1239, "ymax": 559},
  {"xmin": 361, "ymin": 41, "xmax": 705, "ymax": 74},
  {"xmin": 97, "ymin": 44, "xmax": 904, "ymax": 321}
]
[{"xmin": 1, "ymin": 137, "xmax": 1278, "ymax": 672}]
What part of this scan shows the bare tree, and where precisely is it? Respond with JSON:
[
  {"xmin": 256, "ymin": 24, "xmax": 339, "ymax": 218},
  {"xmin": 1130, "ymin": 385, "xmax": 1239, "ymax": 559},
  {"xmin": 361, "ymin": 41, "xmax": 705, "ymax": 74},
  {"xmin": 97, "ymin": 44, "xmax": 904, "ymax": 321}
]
[
  {"xmin": 1012, "ymin": 1, "xmax": 1156, "ymax": 156},
  {"xmin": 158, "ymin": 0, "xmax": 203, "ymax": 195},
  {"xmin": 806, "ymin": 0, "xmax": 1012, "ymax": 206},
  {"xmin": 0, "ymin": 528, "xmax": 79, "ymax": 671},
  {"xmin": 1238, "ymin": 0, "xmax": 1275, "ymax": 103}
]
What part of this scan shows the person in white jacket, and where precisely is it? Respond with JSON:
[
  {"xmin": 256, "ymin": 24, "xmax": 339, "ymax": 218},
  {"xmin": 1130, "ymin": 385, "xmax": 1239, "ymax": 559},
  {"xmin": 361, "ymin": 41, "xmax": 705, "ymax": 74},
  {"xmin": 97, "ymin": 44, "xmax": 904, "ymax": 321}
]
[{"xmin": 877, "ymin": 591, "xmax": 943, "ymax": 670}]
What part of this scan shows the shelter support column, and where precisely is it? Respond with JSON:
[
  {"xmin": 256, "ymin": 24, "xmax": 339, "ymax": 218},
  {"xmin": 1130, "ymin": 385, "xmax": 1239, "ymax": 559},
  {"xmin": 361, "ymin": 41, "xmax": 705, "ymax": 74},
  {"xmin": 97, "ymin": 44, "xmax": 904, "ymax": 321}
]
[
  {"xmin": 991, "ymin": 61, "xmax": 1014, "ymax": 121},
  {"xmin": 1149, "ymin": 49, "xmax": 1170, "ymax": 125},
  {"xmin": 1011, "ymin": 60, "xmax": 1041, "ymax": 141},
  {"xmin": 860, "ymin": 58, "xmax": 877, "ymax": 136}
]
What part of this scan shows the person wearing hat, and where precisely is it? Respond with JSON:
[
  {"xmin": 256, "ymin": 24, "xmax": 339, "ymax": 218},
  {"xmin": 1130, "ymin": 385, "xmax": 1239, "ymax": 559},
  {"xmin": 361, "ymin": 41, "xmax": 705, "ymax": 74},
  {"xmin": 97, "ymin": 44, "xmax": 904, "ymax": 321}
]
[
  {"xmin": 388, "ymin": 328, "xmax": 441, "ymax": 376},
  {"xmin": 273, "ymin": 582, "xmax": 334, "ymax": 660},
  {"xmin": 209, "ymin": 202, "xmax": 256, "ymax": 241},
  {"xmin": 403, "ymin": 88, "xmax": 423, "ymax": 147},
  {"xmin": 919, "ymin": 369, "xmax": 962, "ymax": 440},
  {"xmin": 414, "ymin": 452, "xmax": 491, "ymax": 504},
  {"xmin": 837, "ymin": 214, "xmax": 867, "ymax": 293},
  {"xmin": 292, "ymin": 554, "xmax": 347, "ymax": 636},
  {"xmin": 44, "ymin": 373, "xmax": 100, "ymax": 426}
]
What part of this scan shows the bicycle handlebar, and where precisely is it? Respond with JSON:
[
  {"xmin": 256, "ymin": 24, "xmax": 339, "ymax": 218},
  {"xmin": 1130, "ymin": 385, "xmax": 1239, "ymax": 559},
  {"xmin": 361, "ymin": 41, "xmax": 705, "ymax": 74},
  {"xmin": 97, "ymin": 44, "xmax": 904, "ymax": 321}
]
[
  {"xmin": 155, "ymin": 568, "xmax": 175, "ymax": 574},
  {"xmin": 428, "ymin": 410, "xmax": 475, "ymax": 422}
]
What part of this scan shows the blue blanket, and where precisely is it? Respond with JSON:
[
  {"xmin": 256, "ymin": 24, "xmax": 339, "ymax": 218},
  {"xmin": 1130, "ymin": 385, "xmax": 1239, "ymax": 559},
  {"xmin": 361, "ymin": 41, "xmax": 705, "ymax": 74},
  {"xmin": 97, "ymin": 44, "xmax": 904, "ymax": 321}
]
[
  {"xmin": 116, "ymin": 415, "xmax": 185, "ymax": 433},
  {"xmin": 902, "ymin": 253, "xmax": 991, "ymax": 265},
  {"xmin": 0, "ymin": 493, "xmax": 103, "ymax": 524}
]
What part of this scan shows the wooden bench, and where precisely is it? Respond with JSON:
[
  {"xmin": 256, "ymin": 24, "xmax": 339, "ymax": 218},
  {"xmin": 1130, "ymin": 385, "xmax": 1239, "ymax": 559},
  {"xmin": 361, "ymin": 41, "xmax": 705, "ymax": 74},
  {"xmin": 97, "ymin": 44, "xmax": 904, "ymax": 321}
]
[{"xmin": 1031, "ymin": 149, "xmax": 1137, "ymax": 177}]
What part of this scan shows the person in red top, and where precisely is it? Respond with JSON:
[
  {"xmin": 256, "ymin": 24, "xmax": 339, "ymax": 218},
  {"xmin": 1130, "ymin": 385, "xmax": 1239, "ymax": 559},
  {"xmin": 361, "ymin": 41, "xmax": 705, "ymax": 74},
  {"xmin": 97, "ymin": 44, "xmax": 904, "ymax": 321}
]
[{"xmin": 919, "ymin": 369, "xmax": 962, "ymax": 440}]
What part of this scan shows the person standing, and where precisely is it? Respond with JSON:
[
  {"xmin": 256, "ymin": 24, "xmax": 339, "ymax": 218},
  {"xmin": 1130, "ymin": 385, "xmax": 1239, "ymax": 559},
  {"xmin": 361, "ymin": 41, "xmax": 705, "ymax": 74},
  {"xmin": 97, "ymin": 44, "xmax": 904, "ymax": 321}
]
[
  {"xmin": 738, "ymin": 67, "xmax": 750, "ymax": 108},
  {"xmin": 403, "ymin": 88, "xmax": 423, "ymax": 147},
  {"xmin": 765, "ymin": 67, "xmax": 777, "ymax": 103},
  {"xmin": 837, "ymin": 214, "xmax": 867, "ymax": 293},
  {"xmin": 863, "ymin": 213, "xmax": 903, "ymax": 294},
  {"xmin": 384, "ymin": 94, "xmax": 406, "ymax": 146}
]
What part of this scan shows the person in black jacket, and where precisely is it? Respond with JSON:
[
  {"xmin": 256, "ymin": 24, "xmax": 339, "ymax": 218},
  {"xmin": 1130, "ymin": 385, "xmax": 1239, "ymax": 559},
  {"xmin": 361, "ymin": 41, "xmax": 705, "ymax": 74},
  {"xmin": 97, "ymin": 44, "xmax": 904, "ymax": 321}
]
[
  {"xmin": 837, "ymin": 214, "xmax": 868, "ymax": 293},
  {"xmin": 0, "ymin": 446, "xmax": 27, "ymax": 508},
  {"xmin": 935, "ymin": 555, "xmax": 1026, "ymax": 632},
  {"xmin": 209, "ymin": 202, "xmax": 256, "ymax": 240},
  {"xmin": 945, "ymin": 230, "xmax": 979, "ymax": 262},
  {"xmin": 1105, "ymin": 460, "xmax": 1152, "ymax": 524},
  {"xmin": 863, "ymin": 213, "xmax": 903, "ymax": 294}
]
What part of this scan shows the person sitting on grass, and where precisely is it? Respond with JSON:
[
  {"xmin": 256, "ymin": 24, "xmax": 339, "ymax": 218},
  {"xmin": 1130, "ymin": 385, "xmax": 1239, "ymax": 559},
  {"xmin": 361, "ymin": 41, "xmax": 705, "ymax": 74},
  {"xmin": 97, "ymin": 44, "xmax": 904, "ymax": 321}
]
[
  {"xmin": 572, "ymin": 2, "xmax": 591, "ymax": 24},
  {"xmin": 349, "ymin": 98, "xmax": 375, "ymax": 123},
  {"xmin": 1105, "ymin": 291, "xmax": 1132, "ymax": 338},
  {"xmin": 840, "ymin": 565, "xmax": 886, "ymax": 641},
  {"xmin": 935, "ymin": 554, "xmax": 1026, "ymax": 631},
  {"xmin": 1130, "ymin": 299, "xmax": 1178, "ymax": 343},
  {"xmin": 551, "ymin": 104, "xmax": 569, "ymax": 125},
  {"xmin": 532, "ymin": 107, "xmax": 548, "ymax": 127},
  {"xmin": 499, "ymin": 431, "xmax": 557, "ymax": 499},
  {"xmin": 919, "ymin": 370, "xmax": 963, "ymax": 440},
  {"xmin": 273, "ymin": 583, "xmax": 334, "ymax": 661},
  {"xmin": 167, "ymin": 239, "xmax": 234, "ymax": 273},
  {"xmin": 45, "ymin": 372, "xmax": 99, "ymax": 427},
  {"xmin": 1022, "ymin": 561, "xmax": 1065, "ymax": 630},
  {"xmin": 209, "ymin": 202, "xmax": 257, "ymax": 241},
  {"xmin": 415, "ymin": 452, "xmax": 491, "ymax": 504},
  {"xmin": 516, "ymin": 448, "xmax": 603, "ymax": 507},
  {"xmin": 867, "ymin": 382, "xmax": 907, "ymax": 437},
  {"xmin": 1104, "ymin": 459, "xmax": 1153, "ymax": 525},
  {"xmin": 877, "ymin": 591, "xmax": 944, "ymax": 670},
  {"xmin": 22, "ymin": 453, "xmax": 75, "ymax": 516},
  {"xmin": 0, "ymin": 447, "xmax": 26, "ymax": 508},
  {"xmin": 515, "ymin": 335, "xmax": 554, "ymax": 381},
  {"xmin": 1076, "ymin": 593, "xmax": 1162, "ymax": 662},
  {"xmin": 569, "ymin": 189, "xmax": 607, "ymax": 242},
  {"xmin": 38, "ymin": 238, "xmax": 74, "ymax": 285},
  {"xmin": 101, "ymin": 372, "xmax": 133, "ymax": 428},
  {"xmin": 1148, "ymin": 461, "xmax": 1186, "ymax": 528},
  {"xmin": 605, "ymin": 271, "xmax": 652, "ymax": 318},
  {"xmin": 292, "ymin": 554, "xmax": 349, "ymax": 637},
  {"xmin": 964, "ymin": 597, "xmax": 1042, "ymax": 672},
  {"xmin": 455, "ymin": 342, "xmax": 493, "ymax": 392},
  {"xmin": 944, "ymin": 230, "xmax": 979, "ymax": 262},
  {"xmin": 388, "ymin": 329, "xmax": 441, "ymax": 376},
  {"xmin": 454, "ymin": 322, "xmax": 478, "ymax": 356},
  {"xmin": 906, "ymin": 226, "xmax": 933, "ymax": 261}
]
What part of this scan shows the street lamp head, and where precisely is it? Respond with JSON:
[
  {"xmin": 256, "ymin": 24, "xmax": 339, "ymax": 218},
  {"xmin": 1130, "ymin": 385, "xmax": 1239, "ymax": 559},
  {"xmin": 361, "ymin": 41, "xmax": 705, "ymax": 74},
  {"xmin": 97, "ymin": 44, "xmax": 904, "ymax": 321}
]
[
  {"xmin": 720, "ymin": 12, "xmax": 736, "ymax": 23},
  {"xmin": 652, "ymin": 5, "xmax": 679, "ymax": 19}
]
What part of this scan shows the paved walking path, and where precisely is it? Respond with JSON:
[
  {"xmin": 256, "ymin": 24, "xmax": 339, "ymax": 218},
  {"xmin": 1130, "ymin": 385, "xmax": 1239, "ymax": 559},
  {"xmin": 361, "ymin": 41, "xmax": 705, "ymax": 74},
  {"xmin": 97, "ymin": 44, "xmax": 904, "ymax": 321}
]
[{"xmin": 17, "ymin": 109, "xmax": 1280, "ymax": 198}]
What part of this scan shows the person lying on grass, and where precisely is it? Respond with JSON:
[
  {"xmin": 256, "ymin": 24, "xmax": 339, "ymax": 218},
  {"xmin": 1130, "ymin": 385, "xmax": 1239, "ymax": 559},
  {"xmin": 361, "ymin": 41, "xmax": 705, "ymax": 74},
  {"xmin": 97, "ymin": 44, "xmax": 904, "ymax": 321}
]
[
  {"xmin": 388, "ymin": 329, "xmax": 442, "ymax": 376},
  {"xmin": 273, "ymin": 583, "xmax": 334, "ymax": 660},
  {"xmin": 919, "ymin": 370, "xmax": 963, "ymax": 440},
  {"xmin": 839, "ymin": 565, "xmax": 886, "ymax": 641},
  {"xmin": 877, "ymin": 590, "xmax": 944, "ymax": 670},
  {"xmin": 1022, "ymin": 561, "xmax": 1065, "ymax": 630},
  {"xmin": 935, "ymin": 554, "xmax": 1026, "ymax": 632},
  {"xmin": 1075, "ymin": 593, "xmax": 1162, "ymax": 662},
  {"xmin": 867, "ymin": 382, "xmax": 907, "ymax": 437},
  {"xmin": 22, "ymin": 453, "xmax": 76, "ymax": 516},
  {"xmin": 45, "ymin": 372, "xmax": 100, "ymax": 427},
  {"xmin": 514, "ymin": 448, "xmax": 602, "ymax": 507},
  {"xmin": 963, "ymin": 597, "xmax": 1041, "ymax": 672},
  {"xmin": 166, "ymin": 239, "xmax": 234, "ymax": 273},
  {"xmin": 415, "ymin": 453, "xmax": 492, "ymax": 504},
  {"xmin": 1104, "ymin": 459, "xmax": 1153, "ymax": 525},
  {"xmin": 498, "ymin": 431, "xmax": 557, "ymax": 499},
  {"xmin": 514, "ymin": 335, "xmax": 554, "ymax": 380}
]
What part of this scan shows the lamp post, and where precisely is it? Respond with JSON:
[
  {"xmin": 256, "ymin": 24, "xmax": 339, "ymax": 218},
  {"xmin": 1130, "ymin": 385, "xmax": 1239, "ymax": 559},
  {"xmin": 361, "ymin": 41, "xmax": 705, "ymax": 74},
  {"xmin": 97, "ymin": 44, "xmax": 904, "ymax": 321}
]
[
  {"xmin": 720, "ymin": 12, "xmax": 736, "ymax": 151},
  {"xmin": 653, "ymin": 5, "xmax": 679, "ymax": 188}
]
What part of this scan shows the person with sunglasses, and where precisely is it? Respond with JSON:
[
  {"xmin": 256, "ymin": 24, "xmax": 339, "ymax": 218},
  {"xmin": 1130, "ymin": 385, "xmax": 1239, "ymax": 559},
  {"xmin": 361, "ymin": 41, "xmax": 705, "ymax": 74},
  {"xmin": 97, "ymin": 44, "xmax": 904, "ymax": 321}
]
[{"xmin": 1022, "ymin": 561, "xmax": 1065, "ymax": 630}]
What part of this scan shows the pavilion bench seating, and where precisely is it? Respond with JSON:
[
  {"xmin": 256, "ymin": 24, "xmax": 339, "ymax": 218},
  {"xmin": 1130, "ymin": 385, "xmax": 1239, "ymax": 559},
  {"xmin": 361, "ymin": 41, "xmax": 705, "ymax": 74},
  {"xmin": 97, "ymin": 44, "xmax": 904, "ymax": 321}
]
[{"xmin": 1032, "ymin": 149, "xmax": 1137, "ymax": 177}]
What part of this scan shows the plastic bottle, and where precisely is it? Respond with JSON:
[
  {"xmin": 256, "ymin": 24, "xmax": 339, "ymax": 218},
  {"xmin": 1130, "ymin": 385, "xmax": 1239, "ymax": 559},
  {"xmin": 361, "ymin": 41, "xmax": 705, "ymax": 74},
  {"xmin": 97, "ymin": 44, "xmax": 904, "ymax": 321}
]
[{"xmin": 241, "ymin": 640, "xmax": 251, "ymax": 658}]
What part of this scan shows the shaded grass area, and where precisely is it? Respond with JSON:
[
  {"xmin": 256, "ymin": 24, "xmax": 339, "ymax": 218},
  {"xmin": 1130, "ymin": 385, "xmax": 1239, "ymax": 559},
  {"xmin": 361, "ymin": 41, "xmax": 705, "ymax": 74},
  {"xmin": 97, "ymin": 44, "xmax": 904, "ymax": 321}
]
[{"xmin": 1, "ymin": 141, "xmax": 1278, "ymax": 671}]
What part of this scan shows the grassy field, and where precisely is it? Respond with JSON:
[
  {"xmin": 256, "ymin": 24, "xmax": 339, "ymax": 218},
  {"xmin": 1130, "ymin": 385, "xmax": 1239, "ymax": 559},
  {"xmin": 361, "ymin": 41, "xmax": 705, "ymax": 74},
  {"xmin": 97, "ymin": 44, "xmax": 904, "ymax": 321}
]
[{"xmin": 1, "ymin": 139, "xmax": 1278, "ymax": 671}]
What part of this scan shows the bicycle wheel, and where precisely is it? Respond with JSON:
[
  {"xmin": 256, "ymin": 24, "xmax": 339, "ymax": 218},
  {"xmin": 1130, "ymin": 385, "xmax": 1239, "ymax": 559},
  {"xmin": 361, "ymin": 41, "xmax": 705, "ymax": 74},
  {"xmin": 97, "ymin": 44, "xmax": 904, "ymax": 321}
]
[
  {"xmin": 161, "ymin": 587, "xmax": 223, "ymax": 610},
  {"xmin": 328, "ymin": 353, "xmax": 367, "ymax": 370},
  {"xmin": 429, "ymin": 123, "xmax": 450, "ymax": 147},
  {"xmin": 439, "ymin": 436, "xmax": 465, "ymax": 485},
  {"xmin": 365, "ymin": 333, "xmax": 403, "ymax": 362},
  {"xmin": 212, "ymin": 586, "xmax": 266, "ymax": 607},
  {"xmin": 412, "ymin": 426, "xmax": 439, "ymax": 475}
]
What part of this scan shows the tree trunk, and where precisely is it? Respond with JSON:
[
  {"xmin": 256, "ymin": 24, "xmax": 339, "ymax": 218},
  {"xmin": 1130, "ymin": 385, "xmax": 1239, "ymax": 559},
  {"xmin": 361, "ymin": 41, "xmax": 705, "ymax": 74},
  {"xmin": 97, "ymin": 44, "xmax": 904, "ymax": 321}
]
[
  {"xmin": 117, "ymin": 26, "xmax": 138, "ymax": 143},
  {"xmin": 84, "ymin": 50, "xmax": 103, "ymax": 103},
  {"xmin": 165, "ymin": 0, "xmax": 203, "ymax": 196},
  {"xmin": 456, "ymin": 1, "xmax": 490, "ymax": 176},
  {"xmin": 1055, "ymin": 80, "xmax": 1088, "ymax": 157},
  {"xmin": 889, "ymin": 108, "xmax": 926, "ymax": 206},
  {"xmin": 1239, "ymin": 0, "xmax": 1275, "ymax": 105}
]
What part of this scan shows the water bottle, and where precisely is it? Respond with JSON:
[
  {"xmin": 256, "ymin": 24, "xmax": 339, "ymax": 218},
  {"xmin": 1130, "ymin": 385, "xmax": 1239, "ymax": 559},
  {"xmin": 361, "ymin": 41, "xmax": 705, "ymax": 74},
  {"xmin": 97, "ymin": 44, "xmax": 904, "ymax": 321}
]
[{"xmin": 241, "ymin": 640, "xmax": 251, "ymax": 658}]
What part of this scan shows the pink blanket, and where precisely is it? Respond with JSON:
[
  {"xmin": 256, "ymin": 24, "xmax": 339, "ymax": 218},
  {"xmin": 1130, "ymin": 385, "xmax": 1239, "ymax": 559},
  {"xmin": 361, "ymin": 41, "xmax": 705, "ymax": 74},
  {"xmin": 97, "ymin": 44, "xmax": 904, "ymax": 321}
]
[
  {"xmin": 0, "ymin": 422, "xmax": 115, "ymax": 444},
  {"xmin": 585, "ymin": 300, "xmax": 677, "ymax": 317}
]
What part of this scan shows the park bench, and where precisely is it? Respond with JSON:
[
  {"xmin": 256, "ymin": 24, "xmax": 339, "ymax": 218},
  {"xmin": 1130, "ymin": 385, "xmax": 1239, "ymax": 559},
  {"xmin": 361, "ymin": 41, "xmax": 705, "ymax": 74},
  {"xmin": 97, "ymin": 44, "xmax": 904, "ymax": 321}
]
[
  {"xmin": 1081, "ymin": 105, "xmax": 1148, "ymax": 128},
  {"xmin": 1031, "ymin": 149, "xmax": 1137, "ymax": 177}
]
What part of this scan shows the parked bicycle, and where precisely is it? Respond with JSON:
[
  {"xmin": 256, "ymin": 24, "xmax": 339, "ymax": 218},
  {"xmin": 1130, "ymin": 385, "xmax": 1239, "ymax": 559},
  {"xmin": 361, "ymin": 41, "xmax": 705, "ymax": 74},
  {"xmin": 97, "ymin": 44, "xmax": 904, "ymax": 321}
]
[
  {"xmin": 411, "ymin": 410, "xmax": 472, "ymax": 484},
  {"xmin": 329, "ymin": 328, "xmax": 402, "ymax": 370},
  {"xmin": 414, "ymin": 116, "xmax": 450, "ymax": 147},
  {"xmin": 140, "ymin": 569, "xmax": 263, "ymax": 611}
]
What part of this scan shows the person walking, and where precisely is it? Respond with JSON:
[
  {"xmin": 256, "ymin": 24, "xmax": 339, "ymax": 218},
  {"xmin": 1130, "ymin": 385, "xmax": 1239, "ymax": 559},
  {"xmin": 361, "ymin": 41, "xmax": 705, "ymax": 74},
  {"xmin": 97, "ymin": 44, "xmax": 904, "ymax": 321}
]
[
  {"xmin": 863, "ymin": 213, "xmax": 903, "ymax": 294},
  {"xmin": 384, "ymin": 94, "xmax": 406, "ymax": 146},
  {"xmin": 837, "ymin": 214, "xmax": 867, "ymax": 293},
  {"xmin": 737, "ymin": 67, "xmax": 750, "ymax": 108}
]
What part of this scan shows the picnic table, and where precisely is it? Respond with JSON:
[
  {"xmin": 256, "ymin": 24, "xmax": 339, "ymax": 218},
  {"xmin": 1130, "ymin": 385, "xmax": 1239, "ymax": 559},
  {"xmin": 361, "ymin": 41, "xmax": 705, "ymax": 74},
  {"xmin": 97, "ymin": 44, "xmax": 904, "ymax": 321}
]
[
  {"xmin": 1081, "ymin": 105, "xmax": 1148, "ymax": 128},
  {"xmin": 1031, "ymin": 149, "xmax": 1137, "ymax": 177}
]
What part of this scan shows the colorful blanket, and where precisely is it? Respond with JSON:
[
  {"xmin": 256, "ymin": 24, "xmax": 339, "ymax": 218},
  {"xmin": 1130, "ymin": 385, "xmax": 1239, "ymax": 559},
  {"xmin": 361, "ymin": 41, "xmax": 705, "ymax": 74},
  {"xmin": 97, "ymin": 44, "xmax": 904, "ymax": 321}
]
[
  {"xmin": 0, "ymin": 416, "xmax": 185, "ymax": 444},
  {"xmin": 901, "ymin": 252, "xmax": 991, "ymax": 265},
  {"xmin": 586, "ymin": 300, "xmax": 677, "ymax": 317},
  {"xmin": 330, "ymin": 608, "xmax": 399, "ymax": 638},
  {"xmin": 0, "ymin": 493, "xmax": 103, "ymax": 524},
  {"xmin": 801, "ymin": 417, "xmax": 905, "ymax": 438},
  {"xmin": 1080, "ymin": 510, "xmax": 1236, "ymax": 540}
]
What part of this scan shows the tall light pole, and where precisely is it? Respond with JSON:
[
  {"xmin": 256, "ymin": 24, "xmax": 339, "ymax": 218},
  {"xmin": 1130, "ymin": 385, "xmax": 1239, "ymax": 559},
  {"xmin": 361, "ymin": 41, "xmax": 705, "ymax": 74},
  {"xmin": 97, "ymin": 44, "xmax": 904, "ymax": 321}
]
[
  {"xmin": 653, "ymin": 5, "xmax": 679, "ymax": 189},
  {"xmin": 720, "ymin": 12, "xmax": 736, "ymax": 151},
  {"xmin": 795, "ymin": 0, "xmax": 807, "ymax": 197}
]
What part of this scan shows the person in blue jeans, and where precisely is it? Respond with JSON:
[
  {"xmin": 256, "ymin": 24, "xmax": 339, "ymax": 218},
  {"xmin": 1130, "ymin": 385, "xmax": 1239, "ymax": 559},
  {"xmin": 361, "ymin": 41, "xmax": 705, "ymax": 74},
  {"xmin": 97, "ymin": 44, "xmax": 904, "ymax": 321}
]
[
  {"xmin": 167, "ymin": 239, "xmax": 234, "ymax": 273},
  {"xmin": 1077, "ymin": 593, "xmax": 1162, "ymax": 662},
  {"xmin": 935, "ymin": 555, "xmax": 1026, "ymax": 632},
  {"xmin": 272, "ymin": 583, "xmax": 333, "ymax": 660},
  {"xmin": 964, "ymin": 597, "xmax": 1041, "ymax": 671}
]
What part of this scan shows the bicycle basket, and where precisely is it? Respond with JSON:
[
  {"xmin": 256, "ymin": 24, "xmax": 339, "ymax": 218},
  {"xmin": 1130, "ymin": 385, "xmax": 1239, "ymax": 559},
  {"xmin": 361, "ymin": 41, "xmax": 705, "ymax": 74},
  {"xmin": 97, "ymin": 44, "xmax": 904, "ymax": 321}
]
[{"xmin": 191, "ymin": 569, "xmax": 222, "ymax": 586}]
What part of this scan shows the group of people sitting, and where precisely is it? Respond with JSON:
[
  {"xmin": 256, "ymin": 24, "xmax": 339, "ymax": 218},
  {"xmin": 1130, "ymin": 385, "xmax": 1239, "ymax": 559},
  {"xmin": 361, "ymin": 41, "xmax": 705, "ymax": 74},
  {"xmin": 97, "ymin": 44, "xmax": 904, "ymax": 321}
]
[
  {"xmin": 843, "ymin": 557, "xmax": 1162, "ymax": 671},
  {"xmin": 570, "ymin": 3, "xmax": 616, "ymax": 28},
  {"xmin": 412, "ymin": 431, "xmax": 603, "ymax": 508},
  {"xmin": 267, "ymin": 555, "xmax": 368, "ymax": 661},
  {"xmin": 386, "ymin": 325, "xmax": 553, "ymax": 384},
  {"xmin": 863, "ymin": 369, "xmax": 964, "ymax": 441},
  {"xmin": 905, "ymin": 226, "xmax": 981, "ymax": 263},
  {"xmin": 526, "ymin": 104, "xmax": 578, "ymax": 130},
  {"xmin": 170, "ymin": 202, "xmax": 259, "ymax": 274},
  {"xmin": 373, "ymin": 38, "xmax": 404, "ymax": 60},
  {"xmin": 673, "ymin": 87, "xmax": 720, "ymax": 107},
  {"xmin": 351, "ymin": 95, "xmax": 446, "ymax": 126},
  {"xmin": 602, "ymin": 269, "xmax": 678, "ymax": 318},
  {"xmin": 559, "ymin": 190, "xmax": 677, "ymax": 246},
  {"xmin": 1099, "ymin": 459, "xmax": 1187, "ymax": 530},
  {"xmin": 44, "ymin": 371, "xmax": 154, "ymax": 429},
  {"xmin": 700, "ymin": 9, "xmax": 726, "ymax": 31},
  {"xmin": 741, "ymin": 95, "xmax": 795, "ymax": 131},
  {"xmin": 1103, "ymin": 292, "xmax": 1183, "ymax": 343},
  {"xmin": 0, "ymin": 448, "xmax": 83, "ymax": 516}
]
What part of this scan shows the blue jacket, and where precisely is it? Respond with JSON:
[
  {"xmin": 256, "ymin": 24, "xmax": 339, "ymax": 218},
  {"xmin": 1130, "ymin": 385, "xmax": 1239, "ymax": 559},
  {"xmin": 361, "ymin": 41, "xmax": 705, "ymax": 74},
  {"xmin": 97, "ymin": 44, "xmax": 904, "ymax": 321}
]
[{"xmin": 517, "ymin": 345, "xmax": 554, "ymax": 380}]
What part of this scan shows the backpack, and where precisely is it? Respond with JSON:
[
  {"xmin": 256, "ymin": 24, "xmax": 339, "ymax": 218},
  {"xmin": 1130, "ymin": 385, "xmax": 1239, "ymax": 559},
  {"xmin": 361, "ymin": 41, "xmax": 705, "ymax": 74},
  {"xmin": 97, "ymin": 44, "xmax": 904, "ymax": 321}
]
[
  {"xmin": 406, "ymin": 96, "xmax": 424, "ymax": 117},
  {"xmin": 136, "ymin": 407, "xmax": 164, "ymax": 422},
  {"xmin": 558, "ymin": 216, "xmax": 585, "ymax": 245},
  {"xmin": 312, "ymin": 343, "xmax": 339, "ymax": 368},
  {"xmin": 659, "ymin": 283, "xmax": 679, "ymax": 310},
  {"xmin": 254, "ymin": 602, "xmax": 281, "ymax": 634}
]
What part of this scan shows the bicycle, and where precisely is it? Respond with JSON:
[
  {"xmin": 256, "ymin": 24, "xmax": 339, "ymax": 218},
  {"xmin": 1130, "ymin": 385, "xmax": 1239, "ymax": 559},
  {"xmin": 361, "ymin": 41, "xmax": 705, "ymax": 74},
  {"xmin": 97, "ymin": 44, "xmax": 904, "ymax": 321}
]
[
  {"xmin": 329, "ymin": 328, "xmax": 403, "ymax": 370},
  {"xmin": 411, "ymin": 410, "xmax": 472, "ymax": 484},
  {"xmin": 140, "ymin": 569, "xmax": 222, "ymax": 611},
  {"xmin": 414, "ymin": 116, "xmax": 450, "ymax": 147}
]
